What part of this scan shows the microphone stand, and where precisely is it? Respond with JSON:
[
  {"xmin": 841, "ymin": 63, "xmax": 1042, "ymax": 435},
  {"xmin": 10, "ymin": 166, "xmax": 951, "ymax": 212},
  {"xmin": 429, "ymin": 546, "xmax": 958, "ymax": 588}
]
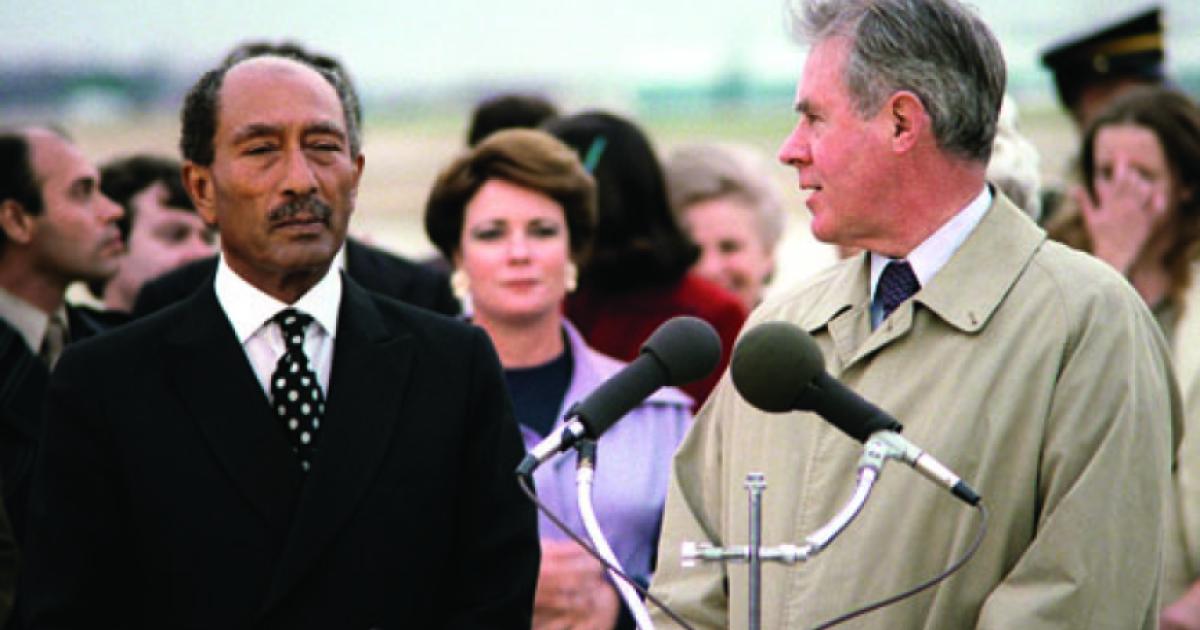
[
  {"xmin": 680, "ymin": 437, "xmax": 890, "ymax": 630},
  {"xmin": 575, "ymin": 439, "xmax": 656, "ymax": 630}
]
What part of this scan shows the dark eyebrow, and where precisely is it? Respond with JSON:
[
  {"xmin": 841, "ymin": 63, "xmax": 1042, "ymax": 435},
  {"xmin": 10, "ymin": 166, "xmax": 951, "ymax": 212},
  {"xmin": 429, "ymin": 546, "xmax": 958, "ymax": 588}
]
[
  {"xmin": 305, "ymin": 121, "xmax": 347, "ymax": 141},
  {"xmin": 794, "ymin": 99, "xmax": 814, "ymax": 115},
  {"xmin": 231, "ymin": 123, "xmax": 282, "ymax": 146}
]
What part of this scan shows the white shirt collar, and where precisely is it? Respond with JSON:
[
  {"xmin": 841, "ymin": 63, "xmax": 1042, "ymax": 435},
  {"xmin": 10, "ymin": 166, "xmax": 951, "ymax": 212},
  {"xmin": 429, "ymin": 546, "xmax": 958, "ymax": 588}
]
[
  {"xmin": 214, "ymin": 254, "xmax": 343, "ymax": 344},
  {"xmin": 869, "ymin": 185, "xmax": 992, "ymax": 299},
  {"xmin": 0, "ymin": 286, "xmax": 66, "ymax": 354}
]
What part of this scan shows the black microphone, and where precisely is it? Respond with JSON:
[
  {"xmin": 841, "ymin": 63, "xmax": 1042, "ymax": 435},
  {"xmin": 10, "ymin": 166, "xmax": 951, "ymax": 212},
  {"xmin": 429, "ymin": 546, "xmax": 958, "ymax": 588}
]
[
  {"xmin": 730, "ymin": 321, "xmax": 980, "ymax": 506},
  {"xmin": 516, "ymin": 316, "xmax": 722, "ymax": 477}
]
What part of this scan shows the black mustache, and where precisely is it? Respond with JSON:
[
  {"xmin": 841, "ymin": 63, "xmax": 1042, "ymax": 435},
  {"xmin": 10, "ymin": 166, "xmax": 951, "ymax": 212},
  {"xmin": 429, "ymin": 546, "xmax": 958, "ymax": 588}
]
[{"xmin": 268, "ymin": 196, "xmax": 333, "ymax": 224}]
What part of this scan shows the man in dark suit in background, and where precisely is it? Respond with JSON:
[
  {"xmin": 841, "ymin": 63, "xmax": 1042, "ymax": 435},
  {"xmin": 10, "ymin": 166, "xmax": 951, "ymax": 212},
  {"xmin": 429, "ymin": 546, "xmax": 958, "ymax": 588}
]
[
  {"xmin": 19, "ymin": 49, "xmax": 537, "ymax": 628},
  {"xmin": 131, "ymin": 41, "xmax": 459, "ymax": 319},
  {"xmin": 0, "ymin": 127, "xmax": 126, "ymax": 546}
]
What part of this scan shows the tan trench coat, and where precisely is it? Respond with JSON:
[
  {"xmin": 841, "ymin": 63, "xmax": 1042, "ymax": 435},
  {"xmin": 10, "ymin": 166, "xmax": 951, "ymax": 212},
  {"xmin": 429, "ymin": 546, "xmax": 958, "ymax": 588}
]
[{"xmin": 650, "ymin": 196, "xmax": 1180, "ymax": 629}]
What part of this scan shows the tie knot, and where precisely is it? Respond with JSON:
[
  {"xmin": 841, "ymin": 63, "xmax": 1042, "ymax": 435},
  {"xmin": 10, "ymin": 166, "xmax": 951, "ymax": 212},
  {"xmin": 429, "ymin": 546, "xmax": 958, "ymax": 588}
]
[
  {"xmin": 273, "ymin": 308, "xmax": 313, "ymax": 349},
  {"xmin": 876, "ymin": 260, "xmax": 920, "ymax": 320}
]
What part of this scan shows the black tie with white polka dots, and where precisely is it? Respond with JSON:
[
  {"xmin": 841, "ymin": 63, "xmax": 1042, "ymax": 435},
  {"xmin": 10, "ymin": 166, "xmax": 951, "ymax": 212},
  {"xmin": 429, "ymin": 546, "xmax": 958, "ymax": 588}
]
[{"xmin": 270, "ymin": 308, "xmax": 325, "ymax": 473}]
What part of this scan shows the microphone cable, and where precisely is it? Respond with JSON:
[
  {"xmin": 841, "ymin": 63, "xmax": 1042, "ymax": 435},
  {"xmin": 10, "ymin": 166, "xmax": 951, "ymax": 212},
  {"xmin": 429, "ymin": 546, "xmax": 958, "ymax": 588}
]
[
  {"xmin": 516, "ymin": 473, "xmax": 696, "ymax": 630},
  {"xmin": 811, "ymin": 501, "xmax": 989, "ymax": 629}
]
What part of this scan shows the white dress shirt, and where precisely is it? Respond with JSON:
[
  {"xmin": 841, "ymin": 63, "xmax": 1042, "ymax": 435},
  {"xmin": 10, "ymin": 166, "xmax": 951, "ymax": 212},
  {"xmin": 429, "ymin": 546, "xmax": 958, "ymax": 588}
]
[
  {"xmin": 869, "ymin": 185, "xmax": 992, "ymax": 328},
  {"xmin": 0, "ymin": 286, "xmax": 69, "ymax": 364},
  {"xmin": 213, "ymin": 257, "xmax": 342, "ymax": 398}
]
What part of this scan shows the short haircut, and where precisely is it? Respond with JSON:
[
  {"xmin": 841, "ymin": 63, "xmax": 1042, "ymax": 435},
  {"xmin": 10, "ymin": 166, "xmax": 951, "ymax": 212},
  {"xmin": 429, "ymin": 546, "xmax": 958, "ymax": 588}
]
[
  {"xmin": 180, "ymin": 40, "xmax": 362, "ymax": 166},
  {"xmin": 0, "ymin": 130, "xmax": 42, "ymax": 218},
  {"xmin": 665, "ymin": 143, "xmax": 786, "ymax": 252},
  {"xmin": 424, "ymin": 128, "xmax": 596, "ymax": 263},
  {"xmin": 467, "ymin": 94, "xmax": 559, "ymax": 146},
  {"xmin": 543, "ymin": 111, "xmax": 699, "ymax": 290},
  {"xmin": 0, "ymin": 126, "xmax": 70, "ymax": 251},
  {"xmin": 792, "ymin": 0, "xmax": 1006, "ymax": 163},
  {"xmin": 100, "ymin": 154, "xmax": 194, "ymax": 242}
]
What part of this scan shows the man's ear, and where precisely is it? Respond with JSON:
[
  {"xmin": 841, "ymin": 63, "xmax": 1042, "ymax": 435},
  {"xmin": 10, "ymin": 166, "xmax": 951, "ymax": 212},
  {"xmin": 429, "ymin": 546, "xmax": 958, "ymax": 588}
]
[
  {"xmin": 182, "ymin": 161, "xmax": 218, "ymax": 227},
  {"xmin": 0, "ymin": 199, "xmax": 37, "ymax": 246},
  {"xmin": 888, "ymin": 91, "xmax": 929, "ymax": 153},
  {"xmin": 348, "ymin": 152, "xmax": 365, "ymax": 210}
]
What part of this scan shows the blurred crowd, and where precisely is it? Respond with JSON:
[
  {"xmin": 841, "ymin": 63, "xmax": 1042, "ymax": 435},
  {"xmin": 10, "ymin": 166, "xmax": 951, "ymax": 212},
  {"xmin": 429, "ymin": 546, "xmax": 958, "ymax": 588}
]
[{"xmin": 1, "ymin": 2, "xmax": 1199, "ymax": 629}]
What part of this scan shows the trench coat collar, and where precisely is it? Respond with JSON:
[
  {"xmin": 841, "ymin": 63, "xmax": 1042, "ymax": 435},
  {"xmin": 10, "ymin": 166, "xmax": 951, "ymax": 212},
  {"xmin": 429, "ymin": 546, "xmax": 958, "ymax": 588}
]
[{"xmin": 799, "ymin": 194, "xmax": 1046, "ymax": 347}]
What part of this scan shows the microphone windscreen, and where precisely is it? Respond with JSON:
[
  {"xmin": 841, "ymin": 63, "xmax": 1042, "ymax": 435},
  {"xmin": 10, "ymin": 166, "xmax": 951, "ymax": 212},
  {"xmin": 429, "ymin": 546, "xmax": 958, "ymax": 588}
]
[
  {"xmin": 730, "ymin": 321, "xmax": 826, "ymax": 412},
  {"xmin": 641, "ymin": 316, "xmax": 722, "ymax": 386}
]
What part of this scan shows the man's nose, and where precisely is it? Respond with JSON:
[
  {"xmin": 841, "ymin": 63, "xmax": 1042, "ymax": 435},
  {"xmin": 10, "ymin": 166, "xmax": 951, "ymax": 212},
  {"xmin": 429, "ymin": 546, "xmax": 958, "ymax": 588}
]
[
  {"xmin": 98, "ymin": 194, "xmax": 124, "ymax": 224},
  {"xmin": 282, "ymin": 147, "xmax": 319, "ymax": 196},
  {"xmin": 778, "ymin": 122, "xmax": 811, "ymax": 166}
]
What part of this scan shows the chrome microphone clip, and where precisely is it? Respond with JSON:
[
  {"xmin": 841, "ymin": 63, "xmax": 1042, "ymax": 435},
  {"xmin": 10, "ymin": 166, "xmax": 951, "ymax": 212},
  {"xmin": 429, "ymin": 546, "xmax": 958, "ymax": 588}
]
[{"xmin": 863, "ymin": 431, "xmax": 981, "ymax": 506}]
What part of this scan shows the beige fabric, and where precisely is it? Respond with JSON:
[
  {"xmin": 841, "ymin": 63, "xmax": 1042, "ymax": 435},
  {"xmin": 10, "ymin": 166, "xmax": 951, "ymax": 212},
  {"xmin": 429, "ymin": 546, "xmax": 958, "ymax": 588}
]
[
  {"xmin": 650, "ymin": 197, "xmax": 1179, "ymax": 629},
  {"xmin": 1163, "ymin": 262, "xmax": 1200, "ymax": 603}
]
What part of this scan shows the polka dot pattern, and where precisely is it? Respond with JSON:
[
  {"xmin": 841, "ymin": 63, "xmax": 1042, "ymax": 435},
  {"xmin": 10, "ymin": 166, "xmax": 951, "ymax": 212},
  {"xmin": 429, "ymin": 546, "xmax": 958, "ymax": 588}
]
[{"xmin": 270, "ymin": 308, "xmax": 324, "ymax": 473}]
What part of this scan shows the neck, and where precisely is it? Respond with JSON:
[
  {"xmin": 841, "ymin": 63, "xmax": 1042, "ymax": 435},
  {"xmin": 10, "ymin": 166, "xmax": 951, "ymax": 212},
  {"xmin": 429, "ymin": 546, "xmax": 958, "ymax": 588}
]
[
  {"xmin": 474, "ymin": 311, "xmax": 565, "ymax": 368},
  {"xmin": 865, "ymin": 155, "xmax": 986, "ymax": 258},
  {"xmin": 228, "ymin": 259, "xmax": 327, "ymax": 304},
  {"xmin": 0, "ymin": 253, "xmax": 67, "ymax": 314}
]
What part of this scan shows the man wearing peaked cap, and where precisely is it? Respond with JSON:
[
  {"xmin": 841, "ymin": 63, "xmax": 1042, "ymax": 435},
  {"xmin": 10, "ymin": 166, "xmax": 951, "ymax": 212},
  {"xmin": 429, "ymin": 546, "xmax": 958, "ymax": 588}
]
[{"xmin": 1041, "ymin": 5, "xmax": 1167, "ymax": 129}]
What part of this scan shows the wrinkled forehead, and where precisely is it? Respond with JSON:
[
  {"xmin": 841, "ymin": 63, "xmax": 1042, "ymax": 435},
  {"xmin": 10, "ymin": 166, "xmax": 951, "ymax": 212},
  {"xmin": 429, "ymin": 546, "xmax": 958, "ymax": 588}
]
[{"xmin": 216, "ymin": 57, "xmax": 347, "ymax": 138}]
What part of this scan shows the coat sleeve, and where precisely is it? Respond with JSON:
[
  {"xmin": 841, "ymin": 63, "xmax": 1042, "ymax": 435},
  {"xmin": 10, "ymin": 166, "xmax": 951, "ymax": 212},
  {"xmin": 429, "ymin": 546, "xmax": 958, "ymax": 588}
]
[
  {"xmin": 445, "ymin": 326, "xmax": 540, "ymax": 628},
  {"xmin": 648, "ymin": 376, "xmax": 738, "ymax": 629},
  {"xmin": 975, "ymin": 280, "xmax": 1178, "ymax": 629}
]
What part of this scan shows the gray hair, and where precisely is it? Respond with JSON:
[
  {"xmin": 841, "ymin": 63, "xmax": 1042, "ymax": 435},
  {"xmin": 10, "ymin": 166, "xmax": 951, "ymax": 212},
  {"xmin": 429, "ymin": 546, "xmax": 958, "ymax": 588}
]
[
  {"xmin": 790, "ymin": 0, "xmax": 1006, "ymax": 163},
  {"xmin": 664, "ymin": 143, "xmax": 786, "ymax": 251}
]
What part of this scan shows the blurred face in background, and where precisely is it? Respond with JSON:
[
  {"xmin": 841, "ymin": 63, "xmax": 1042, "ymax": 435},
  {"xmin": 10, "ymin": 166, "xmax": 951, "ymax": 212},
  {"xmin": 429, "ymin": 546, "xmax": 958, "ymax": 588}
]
[
  {"xmin": 27, "ymin": 129, "xmax": 126, "ymax": 285},
  {"xmin": 457, "ymin": 178, "xmax": 571, "ymax": 328},
  {"xmin": 1091, "ymin": 123, "xmax": 1178, "ymax": 220},
  {"xmin": 679, "ymin": 195, "xmax": 773, "ymax": 310},
  {"xmin": 104, "ymin": 182, "xmax": 217, "ymax": 310}
]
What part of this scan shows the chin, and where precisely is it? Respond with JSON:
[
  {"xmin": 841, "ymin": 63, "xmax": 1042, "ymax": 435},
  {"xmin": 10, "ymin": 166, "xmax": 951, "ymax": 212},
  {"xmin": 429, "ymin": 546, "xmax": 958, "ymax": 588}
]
[{"xmin": 278, "ymin": 242, "xmax": 338, "ymax": 268}]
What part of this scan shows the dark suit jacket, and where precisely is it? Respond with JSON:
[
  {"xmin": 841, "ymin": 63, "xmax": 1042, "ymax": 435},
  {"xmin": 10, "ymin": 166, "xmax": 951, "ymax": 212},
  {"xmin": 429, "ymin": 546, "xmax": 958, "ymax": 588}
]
[
  {"xmin": 0, "ymin": 303, "xmax": 114, "ymax": 545},
  {"xmin": 132, "ymin": 239, "xmax": 460, "ymax": 319},
  {"xmin": 21, "ymin": 277, "xmax": 538, "ymax": 629}
]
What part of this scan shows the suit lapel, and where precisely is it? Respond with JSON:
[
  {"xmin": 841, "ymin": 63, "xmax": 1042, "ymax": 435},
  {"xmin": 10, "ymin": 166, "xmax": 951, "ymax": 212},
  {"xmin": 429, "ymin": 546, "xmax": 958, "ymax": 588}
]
[
  {"xmin": 0, "ymin": 319, "xmax": 48, "ymax": 438},
  {"xmin": 165, "ymin": 285, "xmax": 302, "ymax": 534},
  {"xmin": 259, "ymin": 278, "xmax": 413, "ymax": 615}
]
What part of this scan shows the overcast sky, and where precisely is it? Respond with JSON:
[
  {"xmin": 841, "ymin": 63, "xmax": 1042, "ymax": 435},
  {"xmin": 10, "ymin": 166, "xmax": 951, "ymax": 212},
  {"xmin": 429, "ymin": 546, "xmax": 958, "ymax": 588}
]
[{"xmin": 4, "ymin": 0, "xmax": 1196, "ymax": 98}]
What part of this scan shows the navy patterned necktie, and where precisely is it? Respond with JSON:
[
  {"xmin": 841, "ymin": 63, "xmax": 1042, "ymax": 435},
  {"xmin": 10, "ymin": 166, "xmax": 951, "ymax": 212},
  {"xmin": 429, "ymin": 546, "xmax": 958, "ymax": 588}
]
[
  {"xmin": 269, "ymin": 308, "xmax": 325, "ymax": 473},
  {"xmin": 875, "ymin": 260, "xmax": 921, "ymax": 321}
]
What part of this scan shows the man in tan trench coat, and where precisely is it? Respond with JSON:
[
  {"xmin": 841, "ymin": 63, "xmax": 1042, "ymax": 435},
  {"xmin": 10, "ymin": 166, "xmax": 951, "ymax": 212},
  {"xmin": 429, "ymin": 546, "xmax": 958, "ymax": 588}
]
[{"xmin": 648, "ymin": 0, "xmax": 1180, "ymax": 628}]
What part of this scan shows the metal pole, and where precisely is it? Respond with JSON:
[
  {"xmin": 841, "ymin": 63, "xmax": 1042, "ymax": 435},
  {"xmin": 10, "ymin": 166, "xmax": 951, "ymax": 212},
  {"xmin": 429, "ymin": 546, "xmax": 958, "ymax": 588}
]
[{"xmin": 746, "ymin": 472, "xmax": 766, "ymax": 630}]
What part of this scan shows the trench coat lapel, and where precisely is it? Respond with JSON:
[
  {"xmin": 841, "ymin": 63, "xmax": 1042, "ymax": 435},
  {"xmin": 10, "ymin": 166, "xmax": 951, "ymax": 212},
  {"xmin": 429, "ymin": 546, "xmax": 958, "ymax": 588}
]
[
  {"xmin": 808, "ymin": 195, "xmax": 1045, "ymax": 371},
  {"xmin": 165, "ymin": 285, "xmax": 303, "ymax": 535},
  {"xmin": 258, "ymin": 278, "xmax": 413, "ymax": 616}
]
